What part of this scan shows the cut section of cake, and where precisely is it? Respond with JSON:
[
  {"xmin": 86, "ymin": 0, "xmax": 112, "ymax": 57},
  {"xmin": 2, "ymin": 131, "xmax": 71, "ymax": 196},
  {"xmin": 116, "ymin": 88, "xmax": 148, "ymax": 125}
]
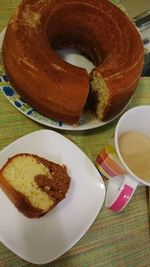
[{"xmin": 0, "ymin": 153, "xmax": 71, "ymax": 218}]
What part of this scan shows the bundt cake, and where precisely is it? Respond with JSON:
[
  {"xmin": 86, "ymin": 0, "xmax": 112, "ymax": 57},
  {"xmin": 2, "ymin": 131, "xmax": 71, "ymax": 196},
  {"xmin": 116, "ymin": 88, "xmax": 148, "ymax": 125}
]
[
  {"xmin": 0, "ymin": 153, "xmax": 71, "ymax": 218},
  {"xmin": 2, "ymin": 0, "xmax": 144, "ymax": 124}
]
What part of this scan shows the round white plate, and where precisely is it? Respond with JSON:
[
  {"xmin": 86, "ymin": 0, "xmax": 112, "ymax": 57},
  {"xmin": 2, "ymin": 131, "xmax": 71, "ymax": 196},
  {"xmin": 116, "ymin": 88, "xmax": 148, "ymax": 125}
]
[
  {"xmin": 0, "ymin": 129, "xmax": 105, "ymax": 264},
  {"xmin": 0, "ymin": 28, "xmax": 127, "ymax": 130}
]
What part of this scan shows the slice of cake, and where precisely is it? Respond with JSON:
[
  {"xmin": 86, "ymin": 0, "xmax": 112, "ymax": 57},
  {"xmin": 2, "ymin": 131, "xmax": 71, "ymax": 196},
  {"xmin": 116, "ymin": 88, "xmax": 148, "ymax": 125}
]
[{"xmin": 0, "ymin": 153, "xmax": 71, "ymax": 218}]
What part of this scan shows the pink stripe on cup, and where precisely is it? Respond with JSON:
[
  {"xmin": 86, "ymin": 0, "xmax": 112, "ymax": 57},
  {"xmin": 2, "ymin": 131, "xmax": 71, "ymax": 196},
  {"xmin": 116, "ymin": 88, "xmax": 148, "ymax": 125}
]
[{"xmin": 109, "ymin": 184, "xmax": 134, "ymax": 212}]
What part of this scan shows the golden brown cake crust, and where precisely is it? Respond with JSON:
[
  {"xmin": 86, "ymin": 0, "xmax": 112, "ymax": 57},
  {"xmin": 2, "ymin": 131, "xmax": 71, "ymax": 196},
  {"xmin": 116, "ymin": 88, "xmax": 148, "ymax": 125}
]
[
  {"xmin": 0, "ymin": 153, "xmax": 71, "ymax": 218},
  {"xmin": 2, "ymin": 0, "xmax": 144, "ymax": 123}
]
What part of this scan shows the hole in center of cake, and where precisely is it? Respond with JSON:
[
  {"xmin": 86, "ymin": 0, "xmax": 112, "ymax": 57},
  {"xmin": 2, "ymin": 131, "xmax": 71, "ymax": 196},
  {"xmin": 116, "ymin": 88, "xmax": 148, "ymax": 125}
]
[{"xmin": 55, "ymin": 48, "xmax": 95, "ymax": 73}]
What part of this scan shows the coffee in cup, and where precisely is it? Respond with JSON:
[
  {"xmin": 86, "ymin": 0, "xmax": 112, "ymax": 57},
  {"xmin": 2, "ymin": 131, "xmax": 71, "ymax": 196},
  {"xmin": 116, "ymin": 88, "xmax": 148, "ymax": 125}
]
[{"xmin": 118, "ymin": 131, "xmax": 150, "ymax": 181}]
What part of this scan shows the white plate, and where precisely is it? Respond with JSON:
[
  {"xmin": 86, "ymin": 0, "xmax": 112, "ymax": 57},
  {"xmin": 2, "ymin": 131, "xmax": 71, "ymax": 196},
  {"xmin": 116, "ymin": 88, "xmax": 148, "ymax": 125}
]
[
  {"xmin": 0, "ymin": 28, "xmax": 130, "ymax": 130},
  {"xmin": 0, "ymin": 129, "xmax": 105, "ymax": 264}
]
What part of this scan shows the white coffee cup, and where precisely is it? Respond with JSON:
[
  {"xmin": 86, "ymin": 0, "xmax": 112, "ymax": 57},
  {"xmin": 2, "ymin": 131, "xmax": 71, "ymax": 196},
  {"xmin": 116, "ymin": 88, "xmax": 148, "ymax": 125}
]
[{"xmin": 96, "ymin": 105, "xmax": 150, "ymax": 212}]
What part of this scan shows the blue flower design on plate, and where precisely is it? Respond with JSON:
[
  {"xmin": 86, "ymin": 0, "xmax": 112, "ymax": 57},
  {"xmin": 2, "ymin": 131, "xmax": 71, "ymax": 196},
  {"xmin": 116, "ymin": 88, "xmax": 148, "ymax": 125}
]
[
  {"xmin": 2, "ymin": 86, "xmax": 14, "ymax": 96},
  {"xmin": 2, "ymin": 74, "xmax": 8, "ymax": 82},
  {"xmin": 27, "ymin": 109, "xmax": 34, "ymax": 115},
  {"xmin": 58, "ymin": 121, "xmax": 63, "ymax": 127},
  {"xmin": 14, "ymin": 101, "xmax": 22, "ymax": 108}
]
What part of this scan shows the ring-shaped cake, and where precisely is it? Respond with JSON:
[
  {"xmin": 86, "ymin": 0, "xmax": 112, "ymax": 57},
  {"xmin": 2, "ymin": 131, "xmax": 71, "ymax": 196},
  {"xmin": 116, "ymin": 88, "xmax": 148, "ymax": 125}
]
[{"xmin": 2, "ymin": 0, "xmax": 144, "ymax": 124}]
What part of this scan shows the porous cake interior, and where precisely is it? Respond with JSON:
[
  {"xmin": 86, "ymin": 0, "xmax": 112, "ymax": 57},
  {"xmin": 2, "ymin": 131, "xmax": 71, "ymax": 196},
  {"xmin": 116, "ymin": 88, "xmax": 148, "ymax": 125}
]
[
  {"xmin": 88, "ymin": 72, "xmax": 109, "ymax": 119},
  {"xmin": 3, "ymin": 155, "xmax": 54, "ymax": 210}
]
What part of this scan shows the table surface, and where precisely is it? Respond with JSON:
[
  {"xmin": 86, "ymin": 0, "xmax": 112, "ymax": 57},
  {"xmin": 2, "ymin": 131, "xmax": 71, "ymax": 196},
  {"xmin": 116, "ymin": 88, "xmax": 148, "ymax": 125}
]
[
  {"xmin": 0, "ymin": 1, "xmax": 150, "ymax": 267},
  {"xmin": 121, "ymin": 0, "xmax": 150, "ymax": 18}
]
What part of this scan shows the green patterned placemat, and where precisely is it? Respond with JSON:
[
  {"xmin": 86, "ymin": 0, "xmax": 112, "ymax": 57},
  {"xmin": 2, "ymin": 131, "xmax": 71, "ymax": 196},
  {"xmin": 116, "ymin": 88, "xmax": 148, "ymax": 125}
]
[{"xmin": 0, "ymin": 1, "xmax": 150, "ymax": 267}]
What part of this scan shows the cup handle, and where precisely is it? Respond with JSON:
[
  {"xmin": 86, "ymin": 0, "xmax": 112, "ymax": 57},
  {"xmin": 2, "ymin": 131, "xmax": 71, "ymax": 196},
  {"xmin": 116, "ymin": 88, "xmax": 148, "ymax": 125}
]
[{"xmin": 105, "ymin": 173, "xmax": 139, "ymax": 212}]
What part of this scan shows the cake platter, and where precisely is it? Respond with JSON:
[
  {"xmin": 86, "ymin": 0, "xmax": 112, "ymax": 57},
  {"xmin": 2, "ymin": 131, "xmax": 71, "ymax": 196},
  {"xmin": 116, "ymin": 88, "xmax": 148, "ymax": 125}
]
[{"xmin": 0, "ymin": 28, "xmax": 129, "ymax": 131}]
